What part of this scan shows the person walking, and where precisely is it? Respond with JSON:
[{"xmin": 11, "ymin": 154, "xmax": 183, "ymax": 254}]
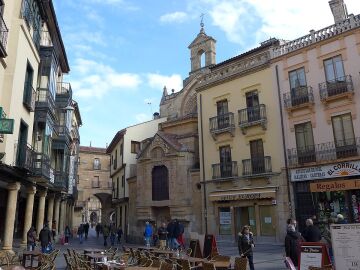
[
  {"xmin": 158, "ymin": 223, "xmax": 168, "ymax": 249},
  {"xmin": 84, "ymin": 222, "xmax": 90, "ymax": 240},
  {"xmin": 285, "ymin": 224, "xmax": 302, "ymax": 267},
  {"xmin": 77, "ymin": 224, "xmax": 84, "ymax": 244},
  {"xmin": 144, "ymin": 221, "xmax": 153, "ymax": 247},
  {"xmin": 96, "ymin": 223, "xmax": 101, "ymax": 238},
  {"xmin": 110, "ymin": 224, "xmax": 116, "ymax": 246},
  {"xmin": 117, "ymin": 226, "xmax": 123, "ymax": 245},
  {"xmin": 238, "ymin": 225, "xmax": 255, "ymax": 270},
  {"xmin": 27, "ymin": 226, "xmax": 37, "ymax": 251},
  {"xmin": 64, "ymin": 225, "xmax": 71, "ymax": 245},
  {"xmin": 302, "ymin": 219, "xmax": 321, "ymax": 242},
  {"xmin": 177, "ymin": 221, "xmax": 185, "ymax": 249},
  {"xmin": 51, "ymin": 220, "xmax": 56, "ymax": 241},
  {"xmin": 103, "ymin": 225, "xmax": 110, "ymax": 247},
  {"xmin": 39, "ymin": 224, "xmax": 52, "ymax": 253}
]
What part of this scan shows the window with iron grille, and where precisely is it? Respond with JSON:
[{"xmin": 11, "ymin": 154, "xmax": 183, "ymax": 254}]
[
  {"xmin": 93, "ymin": 158, "xmax": 101, "ymax": 170},
  {"xmin": 152, "ymin": 165, "xmax": 169, "ymax": 201},
  {"xmin": 324, "ymin": 55, "xmax": 345, "ymax": 82},
  {"xmin": 295, "ymin": 122, "xmax": 315, "ymax": 163},
  {"xmin": 23, "ymin": 61, "xmax": 33, "ymax": 110},
  {"xmin": 331, "ymin": 113, "xmax": 356, "ymax": 158},
  {"xmin": 92, "ymin": 176, "xmax": 100, "ymax": 188}
]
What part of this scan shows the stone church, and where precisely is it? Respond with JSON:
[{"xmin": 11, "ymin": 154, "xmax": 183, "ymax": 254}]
[{"xmin": 127, "ymin": 26, "xmax": 216, "ymax": 241}]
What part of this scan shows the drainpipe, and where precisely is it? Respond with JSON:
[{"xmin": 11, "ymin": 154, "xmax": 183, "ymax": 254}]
[
  {"xmin": 199, "ymin": 93, "xmax": 208, "ymax": 234},
  {"xmin": 275, "ymin": 65, "xmax": 292, "ymax": 218}
]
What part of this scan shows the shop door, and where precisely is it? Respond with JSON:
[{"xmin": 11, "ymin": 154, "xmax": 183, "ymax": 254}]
[
  {"xmin": 259, "ymin": 205, "xmax": 275, "ymax": 236},
  {"xmin": 235, "ymin": 207, "xmax": 256, "ymax": 236}
]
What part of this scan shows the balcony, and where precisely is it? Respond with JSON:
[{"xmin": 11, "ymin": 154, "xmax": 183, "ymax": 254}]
[
  {"xmin": 53, "ymin": 125, "xmax": 71, "ymax": 149},
  {"xmin": 212, "ymin": 161, "xmax": 238, "ymax": 179},
  {"xmin": 209, "ymin": 112, "xmax": 235, "ymax": 139},
  {"xmin": 238, "ymin": 104, "xmax": 267, "ymax": 134},
  {"xmin": 288, "ymin": 137, "xmax": 360, "ymax": 166},
  {"xmin": 23, "ymin": 85, "xmax": 36, "ymax": 112},
  {"xmin": 56, "ymin": 82, "xmax": 72, "ymax": 106},
  {"xmin": 283, "ymin": 86, "xmax": 314, "ymax": 112},
  {"xmin": 0, "ymin": 13, "xmax": 8, "ymax": 57},
  {"xmin": 40, "ymin": 31, "xmax": 52, "ymax": 47},
  {"xmin": 35, "ymin": 88, "xmax": 56, "ymax": 118},
  {"xmin": 14, "ymin": 143, "xmax": 35, "ymax": 173},
  {"xmin": 319, "ymin": 75, "xmax": 354, "ymax": 103},
  {"xmin": 54, "ymin": 171, "xmax": 69, "ymax": 190},
  {"xmin": 242, "ymin": 156, "xmax": 272, "ymax": 176},
  {"xmin": 21, "ymin": 0, "xmax": 40, "ymax": 49},
  {"xmin": 33, "ymin": 153, "xmax": 51, "ymax": 180}
]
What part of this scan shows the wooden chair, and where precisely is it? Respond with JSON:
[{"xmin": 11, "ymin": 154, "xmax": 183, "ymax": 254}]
[
  {"xmin": 185, "ymin": 248, "xmax": 192, "ymax": 257},
  {"xmin": 177, "ymin": 258, "xmax": 201, "ymax": 270},
  {"xmin": 151, "ymin": 257, "xmax": 162, "ymax": 268},
  {"xmin": 202, "ymin": 262, "xmax": 216, "ymax": 270},
  {"xmin": 234, "ymin": 257, "xmax": 248, "ymax": 270},
  {"xmin": 160, "ymin": 261, "xmax": 174, "ymax": 270},
  {"xmin": 0, "ymin": 250, "xmax": 9, "ymax": 266},
  {"xmin": 211, "ymin": 255, "xmax": 230, "ymax": 262}
]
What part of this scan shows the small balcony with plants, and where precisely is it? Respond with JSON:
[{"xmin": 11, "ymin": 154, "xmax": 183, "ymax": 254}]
[
  {"xmin": 242, "ymin": 156, "xmax": 272, "ymax": 177},
  {"xmin": 283, "ymin": 86, "xmax": 314, "ymax": 113},
  {"xmin": 319, "ymin": 75, "xmax": 354, "ymax": 103},
  {"xmin": 238, "ymin": 104, "xmax": 267, "ymax": 134},
  {"xmin": 209, "ymin": 112, "xmax": 235, "ymax": 139},
  {"xmin": 211, "ymin": 161, "xmax": 238, "ymax": 179}
]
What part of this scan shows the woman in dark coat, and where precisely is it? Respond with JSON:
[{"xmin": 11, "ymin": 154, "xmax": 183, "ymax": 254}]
[
  {"xmin": 238, "ymin": 225, "xmax": 255, "ymax": 270},
  {"xmin": 285, "ymin": 224, "xmax": 302, "ymax": 267}
]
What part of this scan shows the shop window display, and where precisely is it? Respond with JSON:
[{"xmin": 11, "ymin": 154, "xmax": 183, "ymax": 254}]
[
  {"xmin": 316, "ymin": 191, "xmax": 348, "ymax": 223},
  {"xmin": 350, "ymin": 190, "xmax": 360, "ymax": 223}
]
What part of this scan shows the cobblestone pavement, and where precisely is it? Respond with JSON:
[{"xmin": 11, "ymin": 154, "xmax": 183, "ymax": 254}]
[{"xmin": 15, "ymin": 229, "xmax": 287, "ymax": 269}]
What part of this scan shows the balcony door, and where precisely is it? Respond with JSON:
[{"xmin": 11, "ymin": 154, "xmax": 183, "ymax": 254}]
[
  {"xmin": 289, "ymin": 68, "xmax": 308, "ymax": 106},
  {"xmin": 246, "ymin": 91, "xmax": 260, "ymax": 122},
  {"xmin": 332, "ymin": 113, "xmax": 357, "ymax": 158},
  {"xmin": 324, "ymin": 55, "xmax": 346, "ymax": 96},
  {"xmin": 16, "ymin": 121, "xmax": 28, "ymax": 167},
  {"xmin": 217, "ymin": 100, "xmax": 229, "ymax": 129},
  {"xmin": 219, "ymin": 145, "xmax": 232, "ymax": 177},
  {"xmin": 250, "ymin": 139, "xmax": 264, "ymax": 174},
  {"xmin": 295, "ymin": 122, "xmax": 315, "ymax": 164}
]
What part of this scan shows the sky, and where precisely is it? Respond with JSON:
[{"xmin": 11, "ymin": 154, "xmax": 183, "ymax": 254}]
[{"xmin": 53, "ymin": 0, "xmax": 360, "ymax": 148}]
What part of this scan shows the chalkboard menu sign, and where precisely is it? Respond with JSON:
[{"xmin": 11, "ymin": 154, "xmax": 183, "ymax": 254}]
[
  {"xmin": 189, "ymin": 239, "xmax": 202, "ymax": 258},
  {"xmin": 203, "ymin": 234, "xmax": 217, "ymax": 259}
]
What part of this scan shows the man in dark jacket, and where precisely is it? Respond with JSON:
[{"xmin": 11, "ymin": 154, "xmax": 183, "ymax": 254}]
[
  {"xmin": 158, "ymin": 223, "xmax": 168, "ymax": 249},
  {"xmin": 285, "ymin": 224, "xmax": 302, "ymax": 266},
  {"xmin": 238, "ymin": 226, "xmax": 255, "ymax": 270},
  {"xmin": 302, "ymin": 218, "xmax": 321, "ymax": 242},
  {"xmin": 39, "ymin": 224, "xmax": 52, "ymax": 253},
  {"xmin": 84, "ymin": 223, "xmax": 90, "ymax": 240}
]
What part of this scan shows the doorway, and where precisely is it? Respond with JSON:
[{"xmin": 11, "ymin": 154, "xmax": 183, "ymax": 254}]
[
  {"xmin": 259, "ymin": 205, "xmax": 275, "ymax": 236},
  {"xmin": 235, "ymin": 206, "xmax": 256, "ymax": 236}
]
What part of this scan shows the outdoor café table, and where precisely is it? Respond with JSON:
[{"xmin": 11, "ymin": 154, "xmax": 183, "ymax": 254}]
[
  {"xmin": 177, "ymin": 256, "xmax": 207, "ymax": 264},
  {"xmin": 152, "ymin": 249, "xmax": 176, "ymax": 257},
  {"xmin": 84, "ymin": 248, "xmax": 104, "ymax": 254},
  {"xmin": 86, "ymin": 253, "xmax": 109, "ymax": 266},
  {"xmin": 208, "ymin": 260, "xmax": 231, "ymax": 270},
  {"xmin": 22, "ymin": 250, "xmax": 41, "ymax": 268},
  {"xmin": 96, "ymin": 261, "xmax": 126, "ymax": 270}
]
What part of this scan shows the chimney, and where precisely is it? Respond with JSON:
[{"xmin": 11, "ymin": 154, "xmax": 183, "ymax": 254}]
[
  {"xmin": 329, "ymin": 0, "xmax": 348, "ymax": 24},
  {"xmin": 153, "ymin": 112, "xmax": 160, "ymax": 119}
]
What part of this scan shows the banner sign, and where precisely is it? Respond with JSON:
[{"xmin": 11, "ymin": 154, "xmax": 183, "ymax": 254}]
[
  {"xmin": 290, "ymin": 160, "xmax": 360, "ymax": 181},
  {"xmin": 310, "ymin": 179, "xmax": 360, "ymax": 192}
]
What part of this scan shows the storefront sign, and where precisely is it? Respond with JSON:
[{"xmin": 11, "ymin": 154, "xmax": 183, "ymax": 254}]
[
  {"xmin": 219, "ymin": 193, "xmax": 261, "ymax": 201},
  {"xmin": 310, "ymin": 179, "xmax": 360, "ymax": 192},
  {"xmin": 291, "ymin": 160, "xmax": 360, "ymax": 181},
  {"xmin": 331, "ymin": 224, "xmax": 360, "ymax": 270}
]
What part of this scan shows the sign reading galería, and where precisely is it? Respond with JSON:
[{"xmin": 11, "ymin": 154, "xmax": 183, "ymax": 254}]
[{"xmin": 291, "ymin": 160, "xmax": 360, "ymax": 181}]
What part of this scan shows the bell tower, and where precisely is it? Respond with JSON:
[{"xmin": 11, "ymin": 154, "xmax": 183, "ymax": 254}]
[{"xmin": 188, "ymin": 16, "xmax": 216, "ymax": 74}]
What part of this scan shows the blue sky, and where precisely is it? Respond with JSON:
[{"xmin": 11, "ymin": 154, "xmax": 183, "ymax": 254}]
[{"xmin": 53, "ymin": 0, "xmax": 360, "ymax": 148}]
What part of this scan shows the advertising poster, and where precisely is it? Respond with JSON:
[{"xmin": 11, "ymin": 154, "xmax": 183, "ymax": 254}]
[
  {"xmin": 299, "ymin": 246, "xmax": 322, "ymax": 270},
  {"xmin": 331, "ymin": 224, "xmax": 360, "ymax": 270}
]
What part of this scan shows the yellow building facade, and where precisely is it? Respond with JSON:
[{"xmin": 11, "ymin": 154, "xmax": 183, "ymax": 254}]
[{"xmin": 197, "ymin": 40, "xmax": 290, "ymax": 242}]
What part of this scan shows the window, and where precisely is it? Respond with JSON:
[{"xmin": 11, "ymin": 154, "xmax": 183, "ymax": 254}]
[
  {"xmin": 332, "ymin": 113, "xmax": 356, "ymax": 158},
  {"xmin": 113, "ymin": 150, "xmax": 117, "ymax": 170},
  {"xmin": 295, "ymin": 122, "xmax": 315, "ymax": 163},
  {"xmin": 216, "ymin": 100, "xmax": 229, "ymax": 129},
  {"xmin": 217, "ymin": 100, "xmax": 228, "ymax": 115},
  {"xmin": 131, "ymin": 141, "xmax": 140, "ymax": 154},
  {"xmin": 219, "ymin": 145, "xmax": 232, "ymax": 177},
  {"xmin": 116, "ymin": 177, "xmax": 119, "ymax": 198},
  {"xmin": 289, "ymin": 68, "xmax": 309, "ymax": 105},
  {"xmin": 111, "ymin": 155, "xmax": 113, "ymax": 165},
  {"xmin": 152, "ymin": 165, "xmax": 169, "ymax": 201},
  {"xmin": 120, "ymin": 143, "xmax": 123, "ymax": 156},
  {"xmin": 250, "ymin": 139, "xmax": 265, "ymax": 174},
  {"xmin": 246, "ymin": 91, "xmax": 260, "ymax": 122},
  {"xmin": 289, "ymin": 68, "xmax": 307, "ymax": 89},
  {"xmin": 121, "ymin": 175, "xmax": 125, "ymax": 187},
  {"xmin": 92, "ymin": 176, "xmax": 100, "ymax": 188},
  {"xmin": 324, "ymin": 55, "xmax": 345, "ymax": 82},
  {"xmin": 93, "ymin": 158, "xmax": 101, "ymax": 170},
  {"xmin": 23, "ymin": 62, "xmax": 34, "ymax": 110}
]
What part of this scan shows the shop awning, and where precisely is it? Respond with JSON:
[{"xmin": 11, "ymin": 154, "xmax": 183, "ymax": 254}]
[{"xmin": 209, "ymin": 187, "xmax": 276, "ymax": 201}]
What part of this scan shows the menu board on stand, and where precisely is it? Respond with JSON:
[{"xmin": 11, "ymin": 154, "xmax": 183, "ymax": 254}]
[{"xmin": 298, "ymin": 242, "xmax": 330, "ymax": 270}]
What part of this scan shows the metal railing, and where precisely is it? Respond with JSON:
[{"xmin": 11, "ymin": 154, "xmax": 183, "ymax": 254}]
[
  {"xmin": 14, "ymin": 142, "xmax": 35, "ymax": 172},
  {"xmin": 21, "ymin": 0, "xmax": 41, "ymax": 49},
  {"xmin": 56, "ymin": 82, "xmax": 72, "ymax": 96},
  {"xmin": 288, "ymin": 137, "xmax": 360, "ymax": 166},
  {"xmin": 40, "ymin": 31, "xmax": 52, "ymax": 47},
  {"xmin": 23, "ymin": 84, "xmax": 36, "ymax": 111},
  {"xmin": 209, "ymin": 112, "xmax": 235, "ymax": 133},
  {"xmin": 238, "ymin": 104, "xmax": 267, "ymax": 126},
  {"xmin": 33, "ymin": 152, "xmax": 51, "ymax": 179},
  {"xmin": 0, "ymin": 13, "xmax": 8, "ymax": 56},
  {"xmin": 212, "ymin": 161, "xmax": 238, "ymax": 179},
  {"xmin": 319, "ymin": 75, "xmax": 354, "ymax": 100},
  {"xmin": 283, "ymin": 86, "xmax": 314, "ymax": 108},
  {"xmin": 242, "ymin": 156, "xmax": 272, "ymax": 176},
  {"xmin": 36, "ymin": 88, "xmax": 56, "ymax": 115},
  {"xmin": 55, "ymin": 125, "xmax": 70, "ymax": 137},
  {"xmin": 54, "ymin": 171, "xmax": 69, "ymax": 190}
]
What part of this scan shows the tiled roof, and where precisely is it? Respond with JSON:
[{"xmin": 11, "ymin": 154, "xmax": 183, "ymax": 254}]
[{"xmin": 79, "ymin": 146, "xmax": 107, "ymax": 153}]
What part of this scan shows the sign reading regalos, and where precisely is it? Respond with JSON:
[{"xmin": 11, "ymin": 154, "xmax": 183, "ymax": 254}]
[
  {"xmin": 291, "ymin": 160, "xmax": 360, "ymax": 181},
  {"xmin": 310, "ymin": 180, "xmax": 360, "ymax": 192}
]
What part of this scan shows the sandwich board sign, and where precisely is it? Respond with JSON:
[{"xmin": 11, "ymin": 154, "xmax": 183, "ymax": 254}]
[{"xmin": 298, "ymin": 242, "xmax": 330, "ymax": 270}]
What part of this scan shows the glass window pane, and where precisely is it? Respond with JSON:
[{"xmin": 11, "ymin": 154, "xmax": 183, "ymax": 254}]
[
  {"xmin": 342, "ymin": 114, "xmax": 355, "ymax": 144},
  {"xmin": 332, "ymin": 116, "xmax": 344, "ymax": 143},
  {"xmin": 297, "ymin": 69, "xmax": 306, "ymax": 86},
  {"xmin": 334, "ymin": 60, "xmax": 345, "ymax": 79},
  {"xmin": 324, "ymin": 59, "xmax": 335, "ymax": 81}
]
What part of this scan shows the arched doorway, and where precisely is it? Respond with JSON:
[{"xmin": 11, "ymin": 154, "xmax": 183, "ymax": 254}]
[
  {"xmin": 90, "ymin": 211, "xmax": 98, "ymax": 224},
  {"xmin": 152, "ymin": 166, "xmax": 169, "ymax": 201}
]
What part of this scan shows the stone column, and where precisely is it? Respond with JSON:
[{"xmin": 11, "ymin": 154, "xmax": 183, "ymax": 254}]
[
  {"xmin": 59, "ymin": 199, "xmax": 66, "ymax": 235},
  {"xmin": 36, "ymin": 190, "xmax": 47, "ymax": 236},
  {"xmin": 47, "ymin": 194, "xmax": 55, "ymax": 226},
  {"xmin": 54, "ymin": 197, "xmax": 60, "ymax": 234},
  {"xmin": 21, "ymin": 186, "xmax": 37, "ymax": 247},
  {"xmin": 2, "ymin": 182, "xmax": 21, "ymax": 250}
]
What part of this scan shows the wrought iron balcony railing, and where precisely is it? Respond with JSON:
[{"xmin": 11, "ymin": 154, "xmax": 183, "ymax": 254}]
[
  {"xmin": 283, "ymin": 86, "xmax": 314, "ymax": 108},
  {"xmin": 23, "ymin": 85, "xmax": 36, "ymax": 112},
  {"xmin": 288, "ymin": 137, "xmax": 360, "ymax": 166},
  {"xmin": 54, "ymin": 171, "xmax": 69, "ymax": 190},
  {"xmin": 33, "ymin": 152, "xmax": 51, "ymax": 179},
  {"xmin": 209, "ymin": 112, "xmax": 235, "ymax": 135},
  {"xmin": 319, "ymin": 75, "xmax": 354, "ymax": 100},
  {"xmin": 55, "ymin": 125, "xmax": 70, "ymax": 137},
  {"xmin": 212, "ymin": 161, "xmax": 238, "ymax": 179},
  {"xmin": 14, "ymin": 142, "xmax": 35, "ymax": 172},
  {"xmin": 242, "ymin": 156, "xmax": 272, "ymax": 176},
  {"xmin": 0, "ymin": 13, "xmax": 9, "ymax": 57},
  {"xmin": 36, "ymin": 88, "xmax": 56, "ymax": 116},
  {"xmin": 238, "ymin": 104, "xmax": 267, "ymax": 133},
  {"xmin": 21, "ymin": 0, "xmax": 41, "ymax": 49},
  {"xmin": 56, "ymin": 82, "xmax": 72, "ymax": 96}
]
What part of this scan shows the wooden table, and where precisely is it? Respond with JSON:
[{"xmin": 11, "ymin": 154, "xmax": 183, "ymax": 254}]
[
  {"xmin": 87, "ymin": 253, "xmax": 109, "ymax": 266},
  {"xmin": 209, "ymin": 260, "xmax": 231, "ymax": 270},
  {"xmin": 2, "ymin": 266, "xmax": 26, "ymax": 270},
  {"xmin": 22, "ymin": 250, "xmax": 41, "ymax": 268},
  {"xmin": 84, "ymin": 248, "xmax": 104, "ymax": 254}
]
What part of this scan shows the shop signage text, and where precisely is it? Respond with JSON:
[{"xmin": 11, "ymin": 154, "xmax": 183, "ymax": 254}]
[
  {"xmin": 310, "ymin": 179, "xmax": 360, "ymax": 192},
  {"xmin": 291, "ymin": 161, "xmax": 360, "ymax": 181},
  {"xmin": 219, "ymin": 193, "xmax": 261, "ymax": 201}
]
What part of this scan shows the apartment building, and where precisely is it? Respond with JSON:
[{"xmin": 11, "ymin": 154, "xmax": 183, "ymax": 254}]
[
  {"xmin": 272, "ymin": 0, "xmax": 360, "ymax": 231},
  {"xmin": 0, "ymin": 0, "xmax": 81, "ymax": 250}
]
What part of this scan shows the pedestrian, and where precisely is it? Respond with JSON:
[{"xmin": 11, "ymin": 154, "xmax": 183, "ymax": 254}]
[
  {"xmin": 84, "ymin": 222, "xmax": 90, "ymax": 240},
  {"xmin": 103, "ymin": 225, "xmax": 110, "ymax": 247},
  {"xmin": 144, "ymin": 221, "xmax": 153, "ymax": 247},
  {"xmin": 117, "ymin": 226, "xmax": 123, "ymax": 244},
  {"xmin": 110, "ymin": 224, "xmax": 116, "ymax": 246},
  {"xmin": 172, "ymin": 220, "xmax": 181, "ymax": 250},
  {"xmin": 77, "ymin": 224, "xmax": 84, "ymax": 244},
  {"xmin": 238, "ymin": 225, "xmax": 255, "ymax": 270},
  {"xmin": 158, "ymin": 223, "xmax": 168, "ymax": 249},
  {"xmin": 96, "ymin": 223, "xmax": 101, "ymax": 238},
  {"xmin": 302, "ymin": 219, "xmax": 321, "ymax": 242},
  {"xmin": 39, "ymin": 224, "xmax": 52, "ymax": 253},
  {"xmin": 51, "ymin": 220, "xmax": 56, "ymax": 240},
  {"xmin": 64, "ymin": 225, "xmax": 71, "ymax": 245},
  {"xmin": 27, "ymin": 226, "xmax": 37, "ymax": 251},
  {"xmin": 285, "ymin": 224, "xmax": 302, "ymax": 267},
  {"xmin": 176, "ymin": 221, "xmax": 185, "ymax": 249}
]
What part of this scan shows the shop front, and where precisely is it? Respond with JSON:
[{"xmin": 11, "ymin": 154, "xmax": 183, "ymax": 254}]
[
  {"xmin": 209, "ymin": 187, "xmax": 279, "ymax": 240},
  {"xmin": 291, "ymin": 160, "xmax": 360, "ymax": 232}
]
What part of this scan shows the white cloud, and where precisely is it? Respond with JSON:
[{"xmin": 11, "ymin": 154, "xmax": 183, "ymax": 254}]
[
  {"xmin": 86, "ymin": 0, "xmax": 139, "ymax": 10},
  {"xmin": 72, "ymin": 58, "xmax": 142, "ymax": 98},
  {"xmin": 147, "ymin": 74, "xmax": 183, "ymax": 92},
  {"xmin": 135, "ymin": 113, "xmax": 152, "ymax": 123},
  {"xmin": 160, "ymin": 11, "xmax": 188, "ymax": 23}
]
